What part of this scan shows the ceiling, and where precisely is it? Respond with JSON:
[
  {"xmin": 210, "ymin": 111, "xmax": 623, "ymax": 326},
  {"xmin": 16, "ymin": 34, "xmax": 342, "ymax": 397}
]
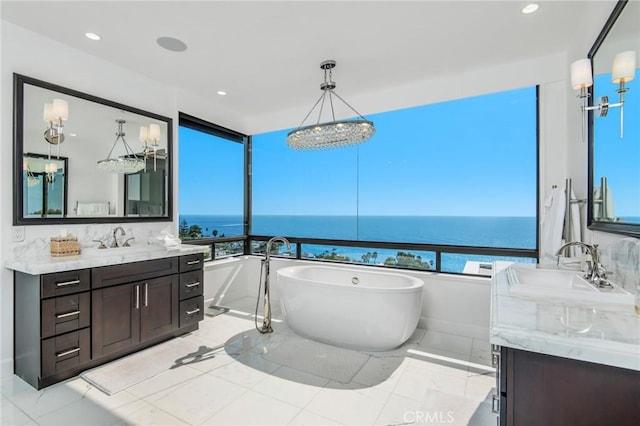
[{"xmin": 1, "ymin": 0, "xmax": 617, "ymax": 129}]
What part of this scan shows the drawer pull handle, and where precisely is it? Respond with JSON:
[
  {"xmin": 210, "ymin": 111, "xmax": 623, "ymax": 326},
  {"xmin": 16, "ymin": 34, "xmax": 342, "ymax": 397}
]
[
  {"xmin": 186, "ymin": 308, "xmax": 200, "ymax": 316},
  {"xmin": 144, "ymin": 283, "xmax": 148, "ymax": 307},
  {"xmin": 186, "ymin": 260, "xmax": 200, "ymax": 265},
  {"xmin": 56, "ymin": 310, "xmax": 80, "ymax": 319},
  {"xmin": 135, "ymin": 285, "xmax": 140, "ymax": 309},
  {"xmin": 56, "ymin": 347, "xmax": 80, "ymax": 358},
  {"xmin": 185, "ymin": 282, "xmax": 200, "ymax": 288},
  {"xmin": 56, "ymin": 279, "xmax": 80, "ymax": 288}
]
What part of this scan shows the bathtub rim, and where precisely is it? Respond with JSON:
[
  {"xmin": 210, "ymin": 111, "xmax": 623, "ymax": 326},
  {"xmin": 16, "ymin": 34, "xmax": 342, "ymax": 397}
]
[{"xmin": 276, "ymin": 264, "xmax": 424, "ymax": 293}]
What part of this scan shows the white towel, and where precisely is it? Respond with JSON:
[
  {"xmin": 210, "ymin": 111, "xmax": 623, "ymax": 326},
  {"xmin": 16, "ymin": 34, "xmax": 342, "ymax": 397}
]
[
  {"xmin": 540, "ymin": 187, "xmax": 565, "ymax": 261},
  {"xmin": 77, "ymin": 202, "xmax": 110, "ymax": 216}
]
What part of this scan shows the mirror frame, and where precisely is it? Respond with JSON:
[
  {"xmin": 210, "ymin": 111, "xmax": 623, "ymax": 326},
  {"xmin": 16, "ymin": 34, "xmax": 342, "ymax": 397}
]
[
  {"xmin": 13, "ymin": 73, "xmax": 173, "ymax": 225},
  {"xmin": 586, "ymin": 0, "xmax": 639, "ymax": 238}
]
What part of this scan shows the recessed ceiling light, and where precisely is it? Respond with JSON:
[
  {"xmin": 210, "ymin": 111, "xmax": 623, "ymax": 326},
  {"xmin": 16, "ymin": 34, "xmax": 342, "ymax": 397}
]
[
  {"xmin": 69, "ymin": 133, "xmax": 77, "ymax": 137},
  {"xmin": 156, "ymin": 36, "xmax": 187, "ymax": 52},
  {"xmin": 217, "ymin": 90, "xmax": 227, "ymax": 96},
  {"xmin": 522, "ymin": 4, "xmax": 539, "ymax": 14},
  {"xmin": 85, "ymin": 32, "xmax": 101, "ymax": 41}
]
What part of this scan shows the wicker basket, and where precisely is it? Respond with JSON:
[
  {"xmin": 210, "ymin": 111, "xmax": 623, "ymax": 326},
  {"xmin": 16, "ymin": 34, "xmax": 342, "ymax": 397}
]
[{"xmin": 50, "ymin": 236, "xmax": 80, "ymax": 257}]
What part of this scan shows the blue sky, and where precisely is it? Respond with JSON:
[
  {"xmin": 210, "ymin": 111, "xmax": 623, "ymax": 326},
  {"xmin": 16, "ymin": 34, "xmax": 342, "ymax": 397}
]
[
  {"xmin": 178, "ymin": 127, "xmax": 244, "ymax": 216},
  {"xmin": 180, "ymin": 86, "xmax": 538, "ymax": 217}
]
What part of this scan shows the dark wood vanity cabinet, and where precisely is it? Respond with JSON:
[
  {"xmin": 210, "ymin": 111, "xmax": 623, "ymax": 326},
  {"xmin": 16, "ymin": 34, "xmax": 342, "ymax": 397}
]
[
  {"xmin": 14, "ymin": 252, "xmax": 205, "ymax": 389},
  {"xmin": 92, "ymin": 274, "xmax": 179, "ymax": 358},
  {"xmin": 498, "ymin": 347, "xmax": 640, "ymax": 425}
]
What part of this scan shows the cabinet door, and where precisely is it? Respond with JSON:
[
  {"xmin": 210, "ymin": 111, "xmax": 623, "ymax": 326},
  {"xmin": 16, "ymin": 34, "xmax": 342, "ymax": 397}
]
[
  {"xmin": 505, "ymin": 348, "xmax": 640, "ymax": 425},
  {"xmin": 92, "ymin": 283, "xmax": 141, "ymax": 358},
  {"xmin": 140, "ymin": 275, "xmax": 179, "ymax": 342}
]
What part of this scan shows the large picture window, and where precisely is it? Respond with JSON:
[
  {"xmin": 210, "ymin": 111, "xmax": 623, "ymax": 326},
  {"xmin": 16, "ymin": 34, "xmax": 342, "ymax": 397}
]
[
  {"xmin": 252, "ymin": 87, "xmax": 538, "ymax": 272},
  {"xmin": 178, "ymin": 114, "xmax": 246, "ymax": 242}
]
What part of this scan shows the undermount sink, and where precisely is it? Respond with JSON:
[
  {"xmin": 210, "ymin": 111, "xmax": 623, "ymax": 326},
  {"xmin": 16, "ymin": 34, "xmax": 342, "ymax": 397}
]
[
  {"xmin": 82, "ymin": 244, "xmax": 169, "ymax": 257},
  {"xmin": 505, "ymin": 265, "xmax": 633, "ymax": 305}
]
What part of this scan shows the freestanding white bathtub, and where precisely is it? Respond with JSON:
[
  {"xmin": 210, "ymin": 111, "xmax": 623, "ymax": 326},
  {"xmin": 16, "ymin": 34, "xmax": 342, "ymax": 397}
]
[{"xmin": 276, "ymin": 265, "xmax": 424, "ymax": 351}]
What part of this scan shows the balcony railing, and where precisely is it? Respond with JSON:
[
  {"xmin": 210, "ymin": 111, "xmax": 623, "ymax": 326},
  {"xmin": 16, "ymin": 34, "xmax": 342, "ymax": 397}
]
[{"xmin": 183, "ymin": 234, "xmax": 537, "ymax": 276}]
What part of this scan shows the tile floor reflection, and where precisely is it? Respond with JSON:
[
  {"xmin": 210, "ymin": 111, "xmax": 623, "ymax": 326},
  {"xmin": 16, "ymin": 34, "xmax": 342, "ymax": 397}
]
[{"xmin": 1, "ymin": 297, "xmax": 496, "ymax": 425}]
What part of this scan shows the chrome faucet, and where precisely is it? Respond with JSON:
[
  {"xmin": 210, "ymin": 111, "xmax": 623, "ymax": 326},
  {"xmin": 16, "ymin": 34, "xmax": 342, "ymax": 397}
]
[
  {"xmin": 256, "ymin": 236, "xmax": 291, "ymax": 334},
  {"xmin": 111, "ymin": 226, "xmax": 126, "ymax": 248},
  {"xmin": 265, "ymin": 236, "xmax": 291, "ymax": 265},
  {"xmin": 555, "ymin": 241, "xmax": 609, "ymax": 287}
]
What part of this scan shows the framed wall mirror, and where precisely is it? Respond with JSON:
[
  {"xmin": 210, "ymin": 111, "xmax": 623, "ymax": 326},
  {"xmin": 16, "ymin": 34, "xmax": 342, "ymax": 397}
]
[
  {"xmin": 13, "ymin": 74, "xmax": 173, "ymax": 225},
  {"xmin": 587, "ymin": 0, "xmax": 640, "ymax": 237}
]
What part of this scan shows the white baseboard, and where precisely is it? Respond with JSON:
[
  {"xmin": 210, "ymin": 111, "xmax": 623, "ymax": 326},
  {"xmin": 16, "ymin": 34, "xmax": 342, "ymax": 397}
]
[{"xmin": 418, "ymin": 316, "xmax": 489, "ymax": 341}]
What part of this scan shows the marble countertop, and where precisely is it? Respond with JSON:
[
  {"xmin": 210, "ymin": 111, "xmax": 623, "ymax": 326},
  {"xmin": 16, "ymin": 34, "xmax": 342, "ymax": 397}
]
[
  {"xmin": 490, "ymin": 262, "xmax": 640, "ymax": 371},
  {"xmin": 6, "ymin": 244, "xmax": 209, "ymax": 275}
]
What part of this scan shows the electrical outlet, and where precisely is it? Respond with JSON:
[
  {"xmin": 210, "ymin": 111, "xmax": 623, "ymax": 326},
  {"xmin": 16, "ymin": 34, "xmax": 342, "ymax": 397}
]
[{"xmin": 12, "ymin": 226, "xmax": 25, "ymax": 242}]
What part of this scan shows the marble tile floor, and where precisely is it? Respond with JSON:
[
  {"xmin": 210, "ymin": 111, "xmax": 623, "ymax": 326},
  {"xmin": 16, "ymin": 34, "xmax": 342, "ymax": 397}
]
[{"xmin": 1, "ymin": 297, "xmax": 497, "ymax": 426}]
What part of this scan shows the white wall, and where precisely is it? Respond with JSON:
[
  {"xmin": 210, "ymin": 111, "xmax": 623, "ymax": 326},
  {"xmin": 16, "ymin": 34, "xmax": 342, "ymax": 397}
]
[{"xmin": 203, "ymin": 257, "xmax": 253, "ymax": 307}]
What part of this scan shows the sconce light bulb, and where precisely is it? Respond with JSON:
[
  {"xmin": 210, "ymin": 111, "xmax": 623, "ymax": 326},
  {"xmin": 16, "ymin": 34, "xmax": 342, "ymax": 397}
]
[
  {"xmin": 612, "ymin": 50, "xmax": 636, "ymax": 84},
  {"xmin": 43, "ymin": 103, "xmax": 54, "ymax": 123},
  {"xmin": 571, "ymin": 58, "xmax": 593, "ymax": 90},
  {"xmin": 149, "ymin": 123, "xmax": 161, "ymax": 142},
  {"xmin": 52, "ymin": 99, "xmax": 69, "ymax": 121},
  {"xmin": 139, "ymin": 126, "xmax": 149, "ymax": 142}
]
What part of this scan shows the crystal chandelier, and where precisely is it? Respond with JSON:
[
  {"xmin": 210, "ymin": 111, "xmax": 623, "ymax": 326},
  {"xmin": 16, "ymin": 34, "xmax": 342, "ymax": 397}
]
[
  {"xmin": 287, "ymin": 60, "xmax": 375, "ymax": 150},
  {"xmin": 97, "ymin": 119, "xmax": 145, "ymax": 173}
]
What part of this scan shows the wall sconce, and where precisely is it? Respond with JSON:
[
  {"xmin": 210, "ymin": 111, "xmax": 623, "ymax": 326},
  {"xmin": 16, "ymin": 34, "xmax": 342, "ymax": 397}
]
[
  {"xmin": 571, "ymin": 50, "xmax": 636, "ymax": 140},
  {"xmin": 43, "ymin": 99, "xmax": 69, "ymax": 156},
  {"xmin": 23, "ymin": 159, "xmax": 39, "ymax": 187},
  {"xmin": 139, "ymin": 123, "xmax": 161, "ymax": 171}
]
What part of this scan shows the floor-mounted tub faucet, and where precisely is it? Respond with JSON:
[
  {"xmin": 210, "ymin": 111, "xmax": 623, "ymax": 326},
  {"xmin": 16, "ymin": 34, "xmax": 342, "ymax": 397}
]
[{"xmin": 256, "ymin": 236, "xmax": 291, "ymax": 334}]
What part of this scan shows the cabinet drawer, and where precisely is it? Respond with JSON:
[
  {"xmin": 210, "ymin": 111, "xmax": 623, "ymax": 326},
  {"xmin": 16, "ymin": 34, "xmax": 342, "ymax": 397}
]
[
  {"xmin": 41, "ymin": 269, "xmax": 91, "ymax": 298},
  {"xmin": 179, "ymin": 270, "xmax": 203, "ymax": 300},
  {"xmin": 179, "ymin": 253, "xmax": 204, "ymax": 272},
  {"xmin": 92, "ymin": 257, "xmax": 179, "ymax": 288},
  {"xmin": 41, "ymin": 328, "xmax": 90, "ymax": 378},
  {"xmin": 179, "ymin": 296, "xmax": 204, "ymax": 328},
  {"xmin": 41, "ymin": 292, "xmax": 90, "ymax": 338}
]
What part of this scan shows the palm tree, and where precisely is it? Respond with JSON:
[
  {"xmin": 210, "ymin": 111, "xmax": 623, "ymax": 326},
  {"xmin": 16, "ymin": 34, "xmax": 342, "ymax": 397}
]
[
  {"xmin": 372, "ymin": 251, "xmax": 378, "ymax": 264},
  {"xmin": 212, "ymin": 229, "xmax": 218, "ymax": 238}
]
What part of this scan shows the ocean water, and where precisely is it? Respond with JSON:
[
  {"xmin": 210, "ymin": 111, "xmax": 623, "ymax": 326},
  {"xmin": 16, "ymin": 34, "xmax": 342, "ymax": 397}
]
[{"xmin": 179, "ymin": 215, "xmax": 537, "ymax": 272}]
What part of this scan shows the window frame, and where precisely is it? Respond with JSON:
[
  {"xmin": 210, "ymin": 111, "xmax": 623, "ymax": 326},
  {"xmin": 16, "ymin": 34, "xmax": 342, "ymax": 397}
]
[{"xmin": 178, "ymin": 112, "xmax": 249, "ymax": 245}]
